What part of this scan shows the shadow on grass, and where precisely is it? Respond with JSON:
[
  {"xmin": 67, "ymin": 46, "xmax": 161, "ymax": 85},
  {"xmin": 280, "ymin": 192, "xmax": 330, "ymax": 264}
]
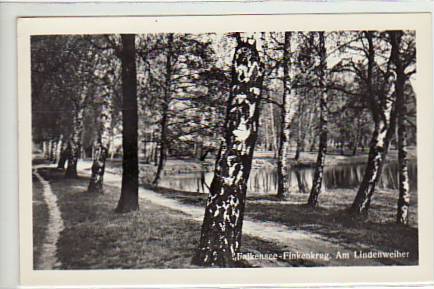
[
  {"xmin": 145, "ymin": 187, "xmax": 418, "ymax": 266},
  {"xmin": 32, "ymin": 174, "xmax": 49, "ymax": 269},
  {"xmin": 34, "ymin": 167, "xmax": 302, "ymax": 269},
  {"xmin": 245, "ymin": 200, "xmax": 418, "ymax": 265}
]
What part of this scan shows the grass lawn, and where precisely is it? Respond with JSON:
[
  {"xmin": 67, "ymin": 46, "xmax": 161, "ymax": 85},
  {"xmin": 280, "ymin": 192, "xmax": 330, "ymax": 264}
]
[
  {"xmin": 32, "ymin": 174, "xmax": 49, "ymax": 268},
  {"xmin": 148, "ymin": 185, "xmax": 419, "ymax": 266},
  {"xmin": 33, "ymin": 167, "xmax": 306, "ymax": 269}
]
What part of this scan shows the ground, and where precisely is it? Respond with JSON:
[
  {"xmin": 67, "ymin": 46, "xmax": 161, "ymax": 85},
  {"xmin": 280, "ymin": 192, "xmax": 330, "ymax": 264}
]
[
  {"xmin": 32, "ymin": 174, "xmax": 49, "ymax": 268},
  {"xmin": 32, "ymin": 148, "xmax": 419, "ymax": 269},
  {"xmin": 153, "ymin": 186, "xmax": 418, "ymax": 265},
  {"xmin": 33, "ymin": 166, "xmax": 303, "ymax": 269}
]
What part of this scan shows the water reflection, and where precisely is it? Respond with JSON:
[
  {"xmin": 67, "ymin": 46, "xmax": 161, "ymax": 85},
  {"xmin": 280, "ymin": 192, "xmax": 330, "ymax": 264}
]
[{"xmin": 157, "ymin": 160, "xmax": 417, "ymax": 196}]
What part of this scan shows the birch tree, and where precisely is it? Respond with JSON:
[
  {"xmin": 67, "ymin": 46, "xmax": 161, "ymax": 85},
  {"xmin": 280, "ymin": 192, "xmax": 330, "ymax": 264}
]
[
  {"xmin": 64, "ymin": 101, "xmax": 85, "ymax": 178},
  {"xmin": 307, "ymin": 32, "xmax": 329, "ymax": 207},
  {"xmin": 350, "ymin": 31, "xmax": 399, "ymax": 215},
  {"xmin": 276, "ymin": 32, "xmax": 299, "ymax": 199},
  {"xmin": 31, "ymin": 36, "xmax": 77, "ymax": 167},
  {"xmin": 391, "ymin": 30, "xmax": 416, "ymax": 224},
  {"xmin": 87, "ymin": 55, "xmax": 118, "ymax": 193},
  {"xmin": 62, "ymin": 39, "xmax": 100, "ymax": 178},
  {"xmin": 57, "ymin": 141, "xmax": 69, "ymax": 169},
  {"xmin": 192, "ymin": 33, "xmax": 264, "ymax": 267}
]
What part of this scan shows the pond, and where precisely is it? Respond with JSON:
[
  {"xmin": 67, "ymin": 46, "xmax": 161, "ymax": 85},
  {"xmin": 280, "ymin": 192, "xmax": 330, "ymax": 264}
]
[{"xmin": 158, "ymin": 160, "xmax": 417, "ymax": 196}]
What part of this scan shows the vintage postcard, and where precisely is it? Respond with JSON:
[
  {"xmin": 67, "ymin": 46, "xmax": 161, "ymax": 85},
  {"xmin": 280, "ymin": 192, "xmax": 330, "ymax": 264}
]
[{"xmin": 17, "ymin": 13, "xmax": 433, "ymax": 287}]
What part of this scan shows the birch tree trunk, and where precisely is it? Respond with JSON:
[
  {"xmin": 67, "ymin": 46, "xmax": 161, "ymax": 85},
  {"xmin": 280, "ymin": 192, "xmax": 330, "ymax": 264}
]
[
  {"xmin": 307, "ymin": 32, "xmax": 329, "ymax": 208},
  {"xmin": 352, "ymin": 120, "xmax": 361, "ymax": 156},
  {"xmin": 47, "ymin": 140, "xmax": 53, "ymax": 160},
  {"xmin": 269, "ymin": 103, "xmax": 278, "ymax": 157},
  {"xmin": 294, "ymin": 88, "xmax": 306, "ymax": 161},
  {"xmin": 65, "ymin": 108, "xmax": 84, "ymax": 178},
  {"xmin": 396, "ymin": 89, "xmax": 410, "ymax": 224},
  {"xmin": 350, "ymin": 32, "xmax": 399, "ymax": 215},
  {"xmin": 88, "ymin": 91, "xmax": 112, "ymax": 194},
  {"xmin": 192, "ymin": 33, "xmax": 263, "ymax": 267},
  {"xmin": 55, "ymin": 135, "xmax": 63, "ymax": 164},
  {"xmin": 115, "ymin": 34, "xmax": 139, "ymax": 213},
  {"xmin": 49, "ymin": 140, "xmax": 56, "ymax": 162},
  {"xmin": 307, "ymin": 104, "xmax": 317, "ymax": 152},
  {"xmin": 153, "ymin": 33, "xmax": 173, "ymax": 185},
  {"xmin": 396, "ymin": 103, "xmax": 410, "ymax": 224},
  {"xmin": 350, "ymin": 81, "xmax": 397, "ymax": 214},
  {"xmin": 277, "ymin": 32, "xmax": 299, "ymax": 199},
  {"xmin": 391, "ymin": 31, "xmax": 411, "ymax": 224},
  {"xmin": 42, "ymin": 141, "xmax": 49, "ymax": 159},
  {"xmin": 57, "ymin": 141, "xmax": 69, "ymax": 169},
  {"xmin": 295, "ymin": 169, "xmax": 307, "ymax": 194}
]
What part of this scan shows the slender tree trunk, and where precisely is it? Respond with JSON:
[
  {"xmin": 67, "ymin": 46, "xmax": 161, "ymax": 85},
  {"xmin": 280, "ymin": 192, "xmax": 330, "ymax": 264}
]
[
  {"xmin": 42, "ymin": 141, "xmax": 49, "ymax": 159},
  {"xmin": 153, "ymin": 142, "xmax": 159, "ymax": 166},
  {"xmin": 49, "ymin": 140, "xmax": 57, "ymax": 162},
  {"xmin": 294, "ymin": 141, "xmax": 301, "ymax": 160},
  {"xmin": 309, "ymin": 138, "xmax": 316, "ymax": 152},
  {"xmin": 55, "ymin": 136, "xmax": 63, "ymax": 164},
  {"xmin": 192, "ymin": 33, "xmax": 263, "ymax": 267},
  {"xmin": 194, "ymin": 141, "xmax": 199, "ymax": 159},
  {"xmin": 65, "ymin": 108, "xmax": 83, "ymax": 178},
  {"xmin": 269, "ymin": 103, "xmax": 278, "ymax": 158},
  {"xmin": 299, "ymin": 129, "xmax": 307, "ymax": 156},
  {"xmin": 143, "ymin": 140, "xmax": 148, "ymax": 164},
  {"xmin": 88, "ymin": 89, "xmax": 112, "ymax": 194},
  {"xmin": 350, "ymin": 107, "xmax": 396, "ymax": 215},
  {"xmin": 339, "ymin": 139, "xmax": 345, "ymax": 155},
  {"xmin": 350, "ymin": 31, "xmax": 398, "ymax": 215},
  {"xmin": 307, "ymin": 104, "xmax": 317, "ymax": 153},
  {"xmin": 277, "ymin": 32, "xmax": 299, "ymax": 199},
  {"xmin": 360, "ymin": 136, "xmax": 365, "ymax": 153},
  {"xmin": 57, "ymin": 135, "xmax": 68, "ymax": 169},
  {"xmin": 307, "ymin": 32, "xmax": 329, "ymax": 208},
  {"xmin": 109, "ymin": 135, "xmax": 115, "ymax": 160},
  {"xmin": 390, "ymin": 31, "xmax": 411, "ymax": 225},
  {"xmin": 91, "ymin": 144, "xmax": 96, "ymax": 160},
  {"xmin": 57, "ymin": 142, "xmax": 68, "ymax": 169},
  {"xmin": 352, "ymin": 121, "xmax": 360, "ymax": 156},
  {"xmin": 263, "ymin": 113, "xmax": 270, "ymax": 151},
  {"xmin": 200, "ymin": 148, "xmax": 212, "ymax": 161},
  {"xmin": 194, "ymin": 140, "xmax": 202, "ymax": 160},
  {"xmin": 51, "ymin": 140, "xmax": 56, "ymax": 163},
  {"xmin": 153, "ymin": 33, "xmax": 173, "ymax": 185},
  {"xmin": 295, "ymin": 169, "xmax": 307, "ymax": 194},
  {"xmin": 115, "ymin": 34, "xmax": 139, "ymax": 213},
  {"xmin": 88, "ymin": 144, "xmax": 108, "ymax": 194},
  {"xmin": 396, "ymin": 91, "xmax": 410, "ymax": 223},
  {"xmin": 47, "ymin": 140, "xmax": 53, "ymax": 161},
  {"xmin": 396, "ymin": 102, "xmax": 410, "ymax": 224},
  {"xmin": 153, "ymin": 109, "xmax": 168, "ymax": 184},
  {"xmin": 294, "ymin": 89, "xmax": 306, "ymax": 161}
]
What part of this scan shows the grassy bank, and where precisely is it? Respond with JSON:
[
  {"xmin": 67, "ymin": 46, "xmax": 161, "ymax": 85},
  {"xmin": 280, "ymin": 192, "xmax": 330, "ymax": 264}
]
[
  {"xmin": 255, "ymin": 148, "xmax": 417, "ymax": 168},
  {"xmin": 148, "ymin": 186, "xmax": 419, "ymax": 266},
  {"xmin": 33, "ymin": 167, "xmax": 307, "ymax": 269},
  {"xmin": 32, "ymin": 156, "xmax": 418, "ymax": 268}
]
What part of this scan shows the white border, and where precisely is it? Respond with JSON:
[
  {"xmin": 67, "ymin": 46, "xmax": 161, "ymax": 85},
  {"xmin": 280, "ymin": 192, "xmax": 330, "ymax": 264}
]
[{"xmin": 16, "ymin": 13, "xmax": 434, "ymax": 288}]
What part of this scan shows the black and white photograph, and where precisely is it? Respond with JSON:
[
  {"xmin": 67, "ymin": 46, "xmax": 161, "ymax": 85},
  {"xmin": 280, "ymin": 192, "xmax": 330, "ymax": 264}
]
[{"xmin": 16, "ymin": 14, "xmax": 433, "ymax": 287}]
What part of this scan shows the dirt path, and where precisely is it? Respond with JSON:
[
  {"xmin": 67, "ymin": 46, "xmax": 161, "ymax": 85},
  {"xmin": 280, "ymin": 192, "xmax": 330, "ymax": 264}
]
[
  {"xmin": 76, "ymin": 162, "xmax": 382, "ymax": 266},
  {"xmin": 33, "ymin": 165, "xmax": 64, "ymax": 269}
]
